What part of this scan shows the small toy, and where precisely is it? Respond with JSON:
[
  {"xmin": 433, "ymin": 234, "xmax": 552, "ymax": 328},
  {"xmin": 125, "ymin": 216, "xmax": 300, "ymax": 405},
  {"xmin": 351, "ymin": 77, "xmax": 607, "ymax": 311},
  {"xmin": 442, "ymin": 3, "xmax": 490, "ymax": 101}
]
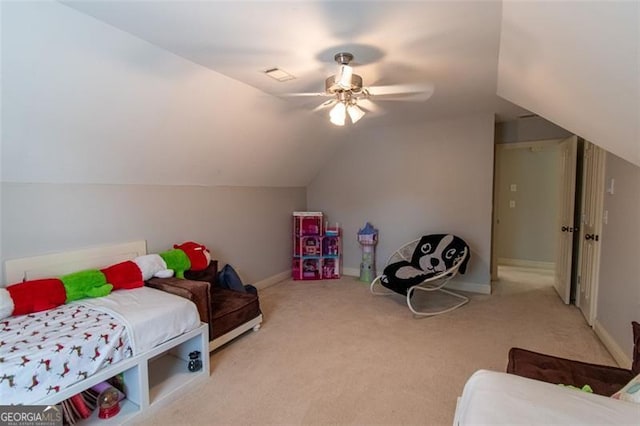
[
  {"xmin": 303, "ymin": 259, "xmax": 319, "ymax": 278},
  {"xmin": 324, "ymin": 238, "xmax": 339, "ymax": 256},
  {"xmin": 357, "ymin": 222, "xmax": 379, "ymax": 283},
  {"xmin": 188, "ymin": 351, "xmax": 203, "ymax": 372},
  {"xmin": 303, "ymin": 238, "xmax": 319, "ymax": 255},
  {"xmin": 323, "ymin": 259, "xmax": 337, "ymax": 279}
]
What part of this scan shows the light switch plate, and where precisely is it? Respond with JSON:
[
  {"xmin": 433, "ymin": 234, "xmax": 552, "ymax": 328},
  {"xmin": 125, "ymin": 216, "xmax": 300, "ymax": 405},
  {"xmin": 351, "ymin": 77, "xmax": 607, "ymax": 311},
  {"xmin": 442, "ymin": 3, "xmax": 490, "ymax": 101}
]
[
  {"xmin": 509, "ymin": 200, "xmax": 516, "ymax": 208},
  {"xmin": 510, "ymin": 184, "xmax": 517, "ymax": 192}
]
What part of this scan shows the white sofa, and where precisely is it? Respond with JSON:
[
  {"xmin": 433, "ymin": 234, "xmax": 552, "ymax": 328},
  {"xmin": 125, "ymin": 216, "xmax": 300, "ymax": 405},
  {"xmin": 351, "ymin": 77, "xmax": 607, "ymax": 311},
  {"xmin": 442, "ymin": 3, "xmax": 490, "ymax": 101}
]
[{"xmin": 454, "ymin": 370, "xmax": 639, "ymax": 425}]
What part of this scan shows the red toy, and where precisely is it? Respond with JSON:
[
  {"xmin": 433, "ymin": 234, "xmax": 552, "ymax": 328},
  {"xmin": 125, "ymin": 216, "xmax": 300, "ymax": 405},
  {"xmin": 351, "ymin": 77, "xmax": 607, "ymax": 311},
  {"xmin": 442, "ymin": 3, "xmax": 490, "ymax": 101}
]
[
  {"xmin": 173, "ymin": 241, "xmax": 211, "ymax": 271},
  {"xmin": 101, "ymin": 261, "xmax": 144, "ymax": 290},
  {"xmin": 3, "ymin": 279, "xmax": 66, "ymax": 317}
]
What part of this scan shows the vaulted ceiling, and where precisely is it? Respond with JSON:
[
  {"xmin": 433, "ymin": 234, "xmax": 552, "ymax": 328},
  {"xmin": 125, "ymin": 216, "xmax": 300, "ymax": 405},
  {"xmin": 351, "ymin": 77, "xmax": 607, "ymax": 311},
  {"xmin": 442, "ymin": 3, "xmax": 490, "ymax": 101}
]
[
  {"xmin": 2, "ymin": 1, "xmax": 636, "ymax": 188},
  {"xmin": 62, "ymin": 0, "xmax": 527, "ymax": 126}
]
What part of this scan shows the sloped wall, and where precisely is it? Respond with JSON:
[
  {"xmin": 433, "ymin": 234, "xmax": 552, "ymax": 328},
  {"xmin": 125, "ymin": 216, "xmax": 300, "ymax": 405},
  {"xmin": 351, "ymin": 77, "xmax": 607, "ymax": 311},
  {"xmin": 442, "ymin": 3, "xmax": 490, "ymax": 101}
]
[
  {"xmin": 498, "ymin": 1, "xmax": 639, "ymax": 167},
  {"xmin": 1, "ymin": 1, "xmax": 339, "ymax": 186},
  {"xmin": 307, "ymin": 114, "xmax": 495, "ymax": 291},
  {"xmin": 0, "ymin": 1, "xmax": 323, "ymax": 282}
]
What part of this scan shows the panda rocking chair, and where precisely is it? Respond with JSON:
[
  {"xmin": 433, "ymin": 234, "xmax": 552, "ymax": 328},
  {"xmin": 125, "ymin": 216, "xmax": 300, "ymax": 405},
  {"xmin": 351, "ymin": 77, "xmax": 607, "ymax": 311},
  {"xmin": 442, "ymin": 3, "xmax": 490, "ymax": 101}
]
[{"xmin": 370, "ymin": 234, "xmax": 470, "ymax": 316}]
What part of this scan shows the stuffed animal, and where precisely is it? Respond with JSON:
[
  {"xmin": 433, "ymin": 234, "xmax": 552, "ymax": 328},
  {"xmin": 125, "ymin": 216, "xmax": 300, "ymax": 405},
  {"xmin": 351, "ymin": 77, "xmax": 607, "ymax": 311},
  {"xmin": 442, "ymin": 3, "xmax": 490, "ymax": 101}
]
[
  {"xmin": 101, "ymin": 261, "xmax": 144, "ymax": 290},
  {"xmin": 174, "ymin": 241, "xmax": 211, "ymax": 271},
  {"xmin": 61, "ymin": 270, "xmax": 113, "ymax": 302},
  {"xmin": 0, "ymin": 241, "xmax": 213, "ymax": 319},
  {"xmin": 0, "ymin": 278, "xmax": 66, "ymax": 319},
  {"xmin": 133, "ymin": 254, "xmax": 173, "ymax": 281},
  {"xmin": 159, "ymin": 249, "xmax": 191, "ymax": 279}
]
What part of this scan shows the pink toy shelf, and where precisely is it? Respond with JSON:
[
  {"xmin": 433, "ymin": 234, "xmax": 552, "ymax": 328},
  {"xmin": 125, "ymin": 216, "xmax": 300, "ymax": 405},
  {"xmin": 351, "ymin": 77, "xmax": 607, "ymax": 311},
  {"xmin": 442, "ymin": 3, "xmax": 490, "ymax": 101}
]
[{"xmin": 292, "ymin": 212, "xmax": 341, "ymax": 280}]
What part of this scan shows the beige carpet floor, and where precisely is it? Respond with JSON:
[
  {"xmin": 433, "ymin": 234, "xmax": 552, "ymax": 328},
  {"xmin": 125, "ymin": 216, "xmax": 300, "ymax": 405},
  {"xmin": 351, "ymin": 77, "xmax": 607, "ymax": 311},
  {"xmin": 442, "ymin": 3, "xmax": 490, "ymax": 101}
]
[{"xmin": 135, "ymin": 266, "xmax": 616, "ymax": 425}]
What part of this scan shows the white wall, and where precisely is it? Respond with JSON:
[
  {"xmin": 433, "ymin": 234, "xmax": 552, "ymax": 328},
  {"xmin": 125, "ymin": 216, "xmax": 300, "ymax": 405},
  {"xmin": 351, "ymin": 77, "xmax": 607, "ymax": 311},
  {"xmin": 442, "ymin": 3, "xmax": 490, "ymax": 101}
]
[
  {"xmin": 596, "ymin": 154, "xmax": 640, "ymax": 359},
  {"xmin": 0, "ymin": 183, "xmax": 305, "ymax": 284},
  {"xmin": 1, "ymin": 1, "xmax": 341, "ymax": 187},
  {"xmin": 497, "ymin": 1, "xmax": 640, "ymax": 167},
  {"xmin": 307, "ymin": 114, "xmax": 495, "ymax": 291}
]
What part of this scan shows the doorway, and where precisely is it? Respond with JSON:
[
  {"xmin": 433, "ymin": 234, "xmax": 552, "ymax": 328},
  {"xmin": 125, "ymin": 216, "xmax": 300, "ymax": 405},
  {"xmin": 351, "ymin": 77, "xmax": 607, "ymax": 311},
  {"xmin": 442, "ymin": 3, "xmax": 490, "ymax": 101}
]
[
  {"xmin": 492, "ymin": 139, "xmax": 563, "ymax": 288},
  {"xmin": 491, "ymin": 135, "xmax": 606, "ymax": 319}
]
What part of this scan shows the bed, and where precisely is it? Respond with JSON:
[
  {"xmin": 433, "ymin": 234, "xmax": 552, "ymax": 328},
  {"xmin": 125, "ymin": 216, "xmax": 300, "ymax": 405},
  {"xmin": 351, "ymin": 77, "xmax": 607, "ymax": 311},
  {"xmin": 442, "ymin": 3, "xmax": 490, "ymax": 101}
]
[
  {"xmin": 1, "ymin": 241, "xmax": 209, "ymax": 422},
  {"xmin": 454, "ymin": 370, "xmax": 639, "ymax": 425}
]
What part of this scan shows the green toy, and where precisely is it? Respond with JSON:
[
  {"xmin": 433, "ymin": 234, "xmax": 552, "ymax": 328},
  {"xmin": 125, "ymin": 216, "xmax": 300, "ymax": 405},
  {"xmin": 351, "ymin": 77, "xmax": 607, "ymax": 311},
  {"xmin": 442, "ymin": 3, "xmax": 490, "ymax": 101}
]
[
  {"xmin": 558, "ymin": 384, "xmax": 593, "ymax": 393},
  {"xmin": 159, "ymin": 249, "xmax": 191, "ymax": 279},
  {"xmin": 60, "ymin": 269, "xmax": 113, "ymax": 302}
]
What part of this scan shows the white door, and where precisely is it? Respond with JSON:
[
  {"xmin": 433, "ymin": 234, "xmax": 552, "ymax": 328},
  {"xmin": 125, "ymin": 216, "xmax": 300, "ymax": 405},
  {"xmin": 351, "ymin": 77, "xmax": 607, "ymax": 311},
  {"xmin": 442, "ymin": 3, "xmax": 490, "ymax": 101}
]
[
  {"xmin": 577, "ymin": 142, "xmax": 606, "ymax": 324},
  {"xmin": 554, "ymin": 135, "xmax": 578, "ymax": 304}
]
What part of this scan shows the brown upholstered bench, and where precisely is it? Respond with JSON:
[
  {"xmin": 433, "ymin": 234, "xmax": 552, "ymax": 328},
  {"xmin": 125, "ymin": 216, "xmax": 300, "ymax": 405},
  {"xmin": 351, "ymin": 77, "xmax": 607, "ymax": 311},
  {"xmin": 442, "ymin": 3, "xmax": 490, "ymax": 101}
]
[
  {"xmin": 147, "ymin": 261, "xmax": 262, "ymax": 352},
  {"xmin": 507, "ymin": 322, "xmax": 640, "ymax": 396}
]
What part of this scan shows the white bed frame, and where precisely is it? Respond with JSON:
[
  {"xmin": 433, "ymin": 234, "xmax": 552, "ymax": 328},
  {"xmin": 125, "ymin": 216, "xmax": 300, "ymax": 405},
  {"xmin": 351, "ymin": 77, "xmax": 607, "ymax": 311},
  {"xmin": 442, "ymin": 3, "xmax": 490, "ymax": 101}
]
[{"xmin": 4, "ymin": 241, "xmax": 210, "ymax": 425}]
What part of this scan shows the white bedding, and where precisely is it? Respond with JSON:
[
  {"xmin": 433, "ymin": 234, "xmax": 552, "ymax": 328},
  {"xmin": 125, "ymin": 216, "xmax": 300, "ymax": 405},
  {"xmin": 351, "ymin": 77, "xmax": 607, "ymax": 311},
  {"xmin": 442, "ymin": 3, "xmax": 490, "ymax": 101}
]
[
  {"xmin": 73, "ymin": 287, "xmax": 200, "ymax": 354},
  {"xmin": 455, "ymin": 370, "xmax": 639, "ymax": 425},
  {"xmin": 1, "ymin": 304, "xmax": 132, "ymax": 405},
  {"xmin": 1, "ymin": 287, "xmax": 200, "ymax": 405}
]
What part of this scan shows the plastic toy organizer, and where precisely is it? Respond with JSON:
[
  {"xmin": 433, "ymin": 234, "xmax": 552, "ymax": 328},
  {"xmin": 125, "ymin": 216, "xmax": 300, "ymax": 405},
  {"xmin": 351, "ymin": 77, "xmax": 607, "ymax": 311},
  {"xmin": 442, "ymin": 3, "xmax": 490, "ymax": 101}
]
[{"xmin": 292, "ymin": 212, "xmax": 341, "ymax": 280}]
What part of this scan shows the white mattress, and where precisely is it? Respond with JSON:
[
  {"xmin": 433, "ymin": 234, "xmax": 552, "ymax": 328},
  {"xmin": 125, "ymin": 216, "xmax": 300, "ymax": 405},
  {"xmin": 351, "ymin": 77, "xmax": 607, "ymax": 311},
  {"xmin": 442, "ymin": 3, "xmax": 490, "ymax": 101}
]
[
  {"xmin": 455, "ymin": 370, "xmax": 639, "ymax": 425},
  {"xmin": 73, "ymin": 286, "xmax": 200, "ymax": 354}
]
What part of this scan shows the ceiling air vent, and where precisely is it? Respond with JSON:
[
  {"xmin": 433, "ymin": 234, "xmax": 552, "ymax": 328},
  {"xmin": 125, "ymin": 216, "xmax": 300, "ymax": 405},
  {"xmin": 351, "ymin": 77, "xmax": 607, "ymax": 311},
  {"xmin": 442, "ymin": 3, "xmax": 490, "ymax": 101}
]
[{"xmin": 263, "ymin": 67, "xmax": 295, "ymax": 82}]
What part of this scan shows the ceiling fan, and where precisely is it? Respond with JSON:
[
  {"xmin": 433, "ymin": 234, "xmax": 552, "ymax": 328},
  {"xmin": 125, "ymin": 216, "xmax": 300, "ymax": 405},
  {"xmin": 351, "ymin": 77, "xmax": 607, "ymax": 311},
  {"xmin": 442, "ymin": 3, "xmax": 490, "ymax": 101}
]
[{"xmin": 285, "ymin": 52, "xmax": 434, "ymax": 126}]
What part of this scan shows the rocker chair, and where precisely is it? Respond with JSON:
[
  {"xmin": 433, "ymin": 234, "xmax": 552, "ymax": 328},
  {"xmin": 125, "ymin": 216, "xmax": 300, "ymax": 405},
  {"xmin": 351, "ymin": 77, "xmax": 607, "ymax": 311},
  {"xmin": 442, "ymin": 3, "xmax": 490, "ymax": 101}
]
[{"xmin": 370, "ymin": 234, "xmax": 470, "ymax": 316}]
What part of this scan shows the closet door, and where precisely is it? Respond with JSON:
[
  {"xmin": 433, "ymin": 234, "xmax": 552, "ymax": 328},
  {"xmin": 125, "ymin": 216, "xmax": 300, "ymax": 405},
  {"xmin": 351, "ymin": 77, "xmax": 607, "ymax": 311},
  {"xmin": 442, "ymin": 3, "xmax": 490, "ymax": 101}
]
[{"xmin": 554, "ymin": 135, "xmax": 577, "ymax": 304}]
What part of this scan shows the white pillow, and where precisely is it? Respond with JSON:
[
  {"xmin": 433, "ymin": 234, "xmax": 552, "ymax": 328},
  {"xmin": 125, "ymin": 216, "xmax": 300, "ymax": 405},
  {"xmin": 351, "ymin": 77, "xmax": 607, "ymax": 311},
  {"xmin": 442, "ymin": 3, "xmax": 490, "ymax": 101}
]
[{"xmin": 612, "ymin": 373, "xmax": 640, "ymax": 403}]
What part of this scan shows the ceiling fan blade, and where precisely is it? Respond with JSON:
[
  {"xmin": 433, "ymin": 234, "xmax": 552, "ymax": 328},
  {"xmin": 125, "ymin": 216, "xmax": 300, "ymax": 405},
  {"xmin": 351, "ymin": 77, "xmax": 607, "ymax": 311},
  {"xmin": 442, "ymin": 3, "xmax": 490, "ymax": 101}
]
[
  {"xmin": 356, "ymin": 98, "xmax": 385, "ymax": 117},
  {"xmin": 313, "ymin": 99, "xmax": 337, "ymax": 112},
  {"xmin": 366, "ymin": 83, "xmax": 435, "ymax": 101},
  {"xmin": 356, "ymin": 98, "xmax": 381, "ymax": 114},
  {"xmin": 280, "ymin": 92, "xmax": 332, "ymax": 98}
]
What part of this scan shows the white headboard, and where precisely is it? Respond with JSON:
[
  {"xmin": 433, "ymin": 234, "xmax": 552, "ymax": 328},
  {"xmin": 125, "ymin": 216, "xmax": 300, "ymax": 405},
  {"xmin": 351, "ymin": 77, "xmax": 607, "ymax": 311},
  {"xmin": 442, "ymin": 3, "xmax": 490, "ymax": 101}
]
[{"xmin": 3, "ymin": 241, "xmax": 148, "ymax": 285}]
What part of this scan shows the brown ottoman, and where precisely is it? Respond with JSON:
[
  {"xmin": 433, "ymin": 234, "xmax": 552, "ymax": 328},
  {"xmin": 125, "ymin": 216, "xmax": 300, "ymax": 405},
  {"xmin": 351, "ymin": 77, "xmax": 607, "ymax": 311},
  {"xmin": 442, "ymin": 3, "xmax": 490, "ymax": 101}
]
[
  {"xmin": 507, "ymin": 322, "xmax": 640, "ymax": 396},
  {"xmin": 210, "ymin": 286, "xmax": 261, "ymax": 340},
  {"xmin": 147, "ymin": 260, "xmax": 263, "ymax": 351}
]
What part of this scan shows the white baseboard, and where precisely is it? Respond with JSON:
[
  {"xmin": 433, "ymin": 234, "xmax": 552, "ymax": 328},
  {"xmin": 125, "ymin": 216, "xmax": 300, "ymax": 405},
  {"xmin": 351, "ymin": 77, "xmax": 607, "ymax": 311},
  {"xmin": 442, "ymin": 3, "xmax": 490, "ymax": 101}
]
[
  {"xmin": 446, "ymin": 280, "xmax": 491, "ymax": 295},
  {"xmin": 343, "ymin": 267, "xmax": 360, "ymax": 277},
  {"xmin": 498, "ymin": 258, "xmax": 555, "ymax": 271},
  {"xmin": 593, "ymin": 320, "xmax": 632, "ymax": 369},
  {"xmin": 254, "ymin": 270, "xmax": 290, "ymax": 290}
]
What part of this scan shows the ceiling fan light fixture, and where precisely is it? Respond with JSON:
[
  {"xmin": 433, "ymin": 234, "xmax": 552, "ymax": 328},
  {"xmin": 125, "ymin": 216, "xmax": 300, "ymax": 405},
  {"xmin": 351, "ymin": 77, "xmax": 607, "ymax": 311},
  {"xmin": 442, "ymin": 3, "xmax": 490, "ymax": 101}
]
[
  {"xmin": 347, "ymin": 104, "xmax": 365, "ymax": 124},
  {"xmin": 329, "ymin": 102, "xmax": 346, "ymax": 126},
  {"xmin": 336, "ymin": 65, "xmax": 353, "ymax": 89}
]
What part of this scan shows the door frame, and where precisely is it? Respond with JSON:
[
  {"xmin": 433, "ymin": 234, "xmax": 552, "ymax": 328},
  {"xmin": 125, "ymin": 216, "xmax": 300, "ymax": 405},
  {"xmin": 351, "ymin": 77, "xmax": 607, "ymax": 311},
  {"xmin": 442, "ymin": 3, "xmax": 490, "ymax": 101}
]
[{"xmin": 491, "ymin": 138, "xmax": 566, "ymax": 280}]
